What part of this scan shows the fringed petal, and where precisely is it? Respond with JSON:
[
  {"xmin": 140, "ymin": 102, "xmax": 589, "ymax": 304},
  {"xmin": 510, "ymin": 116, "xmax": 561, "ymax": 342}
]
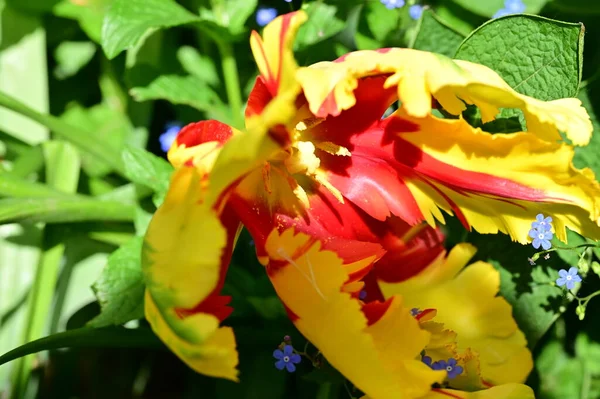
[
  {"xmin": 143, "ymin": 167, "xmax": 240, "ymax": 380},
  {"xmin": 296, "ymin": 48, "xmax": 591, "ymax": 146},
  {"xmin": 262, "ymin": 228, "xmax": 444, "ymax": 399}
]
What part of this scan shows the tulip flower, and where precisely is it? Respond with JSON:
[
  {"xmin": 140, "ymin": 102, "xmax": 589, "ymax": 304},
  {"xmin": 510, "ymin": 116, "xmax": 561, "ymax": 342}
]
[{"xmin": 142, "ymin": 10, "xmax": 600, "ymax": 398}]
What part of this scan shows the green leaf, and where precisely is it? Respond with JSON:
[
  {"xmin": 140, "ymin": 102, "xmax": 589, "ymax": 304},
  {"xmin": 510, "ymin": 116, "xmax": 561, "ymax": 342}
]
[
  {"xmin": 0, "ymin": 197, "xmax": 134, "ymax": 224},
  {"xmin": 121, "ymin": 146, "xmax": 173, "ymax": 206},
  {"xmin": 60, "ymin": 103, "xmax": 136, "ymax": 177},
  {"xmin": 205, "ymin": 0, "xmax": 257, "ymax": 36},
  {"xmin": 0, "ymin": 91, "xmax": 126, "ymax": 176},
  {"xmin": 177, "ymin": 46, "xmax": 219, "ymax": 87},
  {"xmin": 42, "ymin": 141, "xmax": 81, "ymax": 193},
  {"xmin": 455, "ymin": 15, "xmax": 583, "ymax": 101},
  {"xmin": 88, "ymin": 237, "xmax": 144, "ymax": 328},
  {"xmin": 573, "ymin": 83, "xmax": 600, "ymax": 177},
  {"xmin": 53, "ymin": 41, "xmax": 97, "ymax": 80},
  {"xmin": 53, "ymin": 0, "xmax": 112, "ymax": 43},
  {"xmin": 130, "ymin": 74, "xmax": 228, "ymax": 121},
  {"xmin": 0, "ymin": 173, "xmax": 72, "ymax": 199},
  {"xmin": 464, "ymin": 229, "xmax": 573, "ymax": 349},
  {"xmin": 411, "ymin": 9, "xmax": 465, "ymax": 57},
  {"xmin": 536, "ymin": 338, "xmax": 584, "ymax": 398},
  {"xmin": 101, "ymin": 0, "xmax": 199, "ymax": 59},
  {"xmin": 355, "ymin": 1, "xmax": 398, "ymax": 50},
  {"xmin": 450, "ymin": 0, "xmax": 548, "ymax": 18},
  {"xmin": 0, "ymin": 326, "xmax": 163, "ymax": 367},
  {"xmin": 0, "ymin": 4, "xmax": 49, "ymax": 145},
  {"xmin": 295, "ymin": 3, "xmax": 345, "ymax": 50}
]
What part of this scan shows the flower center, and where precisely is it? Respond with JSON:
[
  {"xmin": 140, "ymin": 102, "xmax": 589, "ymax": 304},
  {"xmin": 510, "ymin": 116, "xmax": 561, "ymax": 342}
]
[
  {"xmin": 446, "ymin": 366, "xmax": 453, "ymax": 372},
  {"xmin": 283, "ymin": 356, "xmax": 290, "ymax": 363},
  {"xmin": 538, "ymin": 233, "xmax": 545, "ymax": 239},
  {"xmin": 566, "ymin": 275, "xmax": 572, "ymax": 281}
]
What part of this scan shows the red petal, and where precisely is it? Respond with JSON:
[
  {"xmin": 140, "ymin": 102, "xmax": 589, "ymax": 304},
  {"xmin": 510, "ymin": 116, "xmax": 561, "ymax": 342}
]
[
  {"xmin": 176, "ymin": 120, "xmax": 234, "ymax": 148},
  {"xmin": 245, "ymin": 77, "xmax": 273, "ymax": 119}
]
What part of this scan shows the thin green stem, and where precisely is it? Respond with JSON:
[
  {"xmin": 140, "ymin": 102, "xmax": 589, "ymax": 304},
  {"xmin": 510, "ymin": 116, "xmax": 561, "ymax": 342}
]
[
  {"xmin": 532, "ymin": 243, "xmax": 600, "ymax": 260},
  {"xmin": 216, "ymin": 41, "xmax": 244, "ymax": 129},
  {"xmin": 0, "ymin": 91, "xmax": 126, "ymax": 177}
]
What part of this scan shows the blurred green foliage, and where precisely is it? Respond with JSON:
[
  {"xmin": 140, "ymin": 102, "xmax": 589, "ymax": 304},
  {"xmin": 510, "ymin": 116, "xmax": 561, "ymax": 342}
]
[{"xmin": 1, "ymin": 0, "xmax": 600, "ymax": 398}]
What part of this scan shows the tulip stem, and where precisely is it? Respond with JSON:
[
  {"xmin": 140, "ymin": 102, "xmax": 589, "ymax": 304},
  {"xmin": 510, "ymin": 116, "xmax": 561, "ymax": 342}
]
[{"xmin": 216, "ymin": 40, "xmax": 244, "ymax": 129}]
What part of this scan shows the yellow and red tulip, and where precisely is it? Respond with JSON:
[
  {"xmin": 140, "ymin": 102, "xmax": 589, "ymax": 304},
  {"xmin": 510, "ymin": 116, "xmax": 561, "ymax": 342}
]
[{"xmin": 142, "ymin": 9, "xmax": 600, "ymax": 398}]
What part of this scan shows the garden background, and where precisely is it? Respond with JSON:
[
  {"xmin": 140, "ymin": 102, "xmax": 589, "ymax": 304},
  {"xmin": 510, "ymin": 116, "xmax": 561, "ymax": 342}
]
[{"xmin": 1, "ymin": 0, "xmax": 600, "ymax": 398}]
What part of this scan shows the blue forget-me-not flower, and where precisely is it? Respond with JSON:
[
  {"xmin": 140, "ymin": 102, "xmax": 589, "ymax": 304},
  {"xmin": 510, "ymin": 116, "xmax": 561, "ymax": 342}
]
[
  {"xmin": 532, "ymin": 213, "xmax": 553, "ymax": 232},
  {"xmin": 409, "ymin": 4, "xmax": 424, "ymax": 20},
  {"xmin": 159, "ymin": 122, "xmax": 181, "ymax": 153},
  {"xmin": 273, "ymin": 344, "xmax": 301, "ymax": 372},
  {"xmin": 432, "ymin": 358, "xmax": 463, "ymax": 379},
  {"xmin": 493, "ymin": 0, "xmax": 526, "ymax": 18},
  {"xmin": 380, "ymin": 0, "xmax": 405, "ymax": 10},
  {"xmin": 556, "ymin": 267, "xmax": 582, "ymax": 290},
  {"xmin": 529, "ymin": 227, "xmax": 553, "ymax": 250},
  {"xmin": 256, "ymin": 7, "xmax": 278, "ymax": 27},
  {"xmin": 529, "ymin": 213, "xmax": 553, "ymax": 250}
]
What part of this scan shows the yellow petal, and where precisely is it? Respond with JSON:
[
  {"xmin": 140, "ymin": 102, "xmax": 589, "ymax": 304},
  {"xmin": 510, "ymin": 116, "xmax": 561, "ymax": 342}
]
[
  {"xmin": 143, "ymin": 166, "xmax": 239, "ymax": 380},
  {"xmin": 263, "ymin": 228, "xmax": 444, "ymax": 399},
  {"xmin": 380, "ymin": 246, "xmax": 533, "ymax": 386},
  {"xmin": 420, "ymin": 384, "xmax": 535, "ymax": 399},
  {"xmin": 296, "ymin": 49, "xmax": 591, "ymax": 145},
  {"xmin": 250, "ymin": 11, "xmax": 307, "ymax": 97},
  {"xmin": 145, "ymin": 292, "xmax": 238, "ymax": 380},
  {"xmin": 394, "ymin": 111, "xmax": 600, "ymax": 244}
]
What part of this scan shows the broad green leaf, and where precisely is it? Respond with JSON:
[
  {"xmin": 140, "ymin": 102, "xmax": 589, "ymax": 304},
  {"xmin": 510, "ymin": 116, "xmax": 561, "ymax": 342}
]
[
  {"xmin": 129, "ymin": 75, "xmax": 229, "ymax": 122},
  {"xmin": 450, "ymin": 0, "xmax": 548, "ymax": 18},
  {"xmin": 410, "ymin": 9, "xmax": 465, "ymax": 57},
  {"xmin": 53, "ymin": 41, "xmax": 97, "ymax": 80},
  {"xmin": 574, "ymin": 83, "xmax": 600, "ymax": 177},
  {"xmin": 0, "ymin": 197, "xmax": 134, "ymax": 224},
  {"xmin": 121, "ymin": 146, "xmax": 173, "ymax": 206},
  {"xmin": 206, "ymin": 0, "xmax": 257, "ymax": 35},
  {"xmin": 0, "ymin": 4, "xmax": 48, "ymax": 145},
  {"xmin": 53, "ymin": 0, "xmax": 112, "ymax": 43},
  {"xmin": 177, "ymin": 46, "xmax": 220, "ymax": 87},
  {"xmin": 464, "ymin": 229, "xmax": 573, "ymax": 349},
  {"xmin": 355, "ymin": 1, "xmax": 398, "ymax": 50},
  {"xmin": 88, "ymin": 237, "xmax": 144, "ymax": 328},
  {"xmin": 455, "ymin": 15, "xmax": 583, "ymax": 101},
  {"xmin": 101, "ymin": 0, "xmax": 199, "ymax": 59},
  {"xmin": 295, "ymin": 3, "xmax": 345, "ymax": 50},
  {"xmin": 0, "ymin": 326, "xmax": 163, "ymax": 367}
]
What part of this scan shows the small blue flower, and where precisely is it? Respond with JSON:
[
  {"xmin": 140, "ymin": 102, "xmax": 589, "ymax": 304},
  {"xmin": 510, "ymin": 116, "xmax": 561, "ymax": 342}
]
[
  {"xmin": 159, "ymin": 122, "xmax": 181, "ymax": 153},
  {"xmin": 432, "ymin": 358, "xmax": 463, "ymax": 379},
  {"xmin": 528, "ymin": 227, "xmax": 553, "ymax": 250},
  {"xmin": 380, "ymin": 0, "xmax": 405, "ymax": 10},
  {"xmin": 359, "ymin": 290, "xmax": 367, "ymax": 300},
  {"xmin": 256, "ymin": 7, "xmax": 277, "ymax": 27},
  {"xmin": 410, "ymin": 308, "xmax": 422, "ymax": 316},
  {"xmin": 556, "ymin": 267, "xmax": 582, "ymax": 290},
  {"xmin": 409, "ymin": 4, "xmax": 424, "ymax": 20},
  {"xmin": 273, "ymin": 344, "xmax": 301, "ymax": 372},
  {"xmin": 532, "ymin": 213, "xmax": 553, "ymax": 232},
  {"xmin": 504, "ymin": 0, "xmax": 526, "ymax": 13},
  {"xmin": 422, "ymin": 355, "xmax": 433, "ymax": 367},
  {"xmin": 284, "ymin": 0, "xmax": 292, "ymax": 2}
]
